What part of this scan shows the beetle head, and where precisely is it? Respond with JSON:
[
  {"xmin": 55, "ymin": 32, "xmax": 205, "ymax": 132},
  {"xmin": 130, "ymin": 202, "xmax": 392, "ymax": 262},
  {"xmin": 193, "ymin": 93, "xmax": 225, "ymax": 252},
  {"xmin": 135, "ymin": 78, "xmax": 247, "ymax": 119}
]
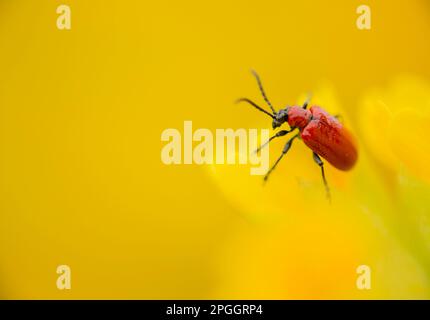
[{"xmin": 272, "ymin": 107, "xmax": 289, "ymax": 129}]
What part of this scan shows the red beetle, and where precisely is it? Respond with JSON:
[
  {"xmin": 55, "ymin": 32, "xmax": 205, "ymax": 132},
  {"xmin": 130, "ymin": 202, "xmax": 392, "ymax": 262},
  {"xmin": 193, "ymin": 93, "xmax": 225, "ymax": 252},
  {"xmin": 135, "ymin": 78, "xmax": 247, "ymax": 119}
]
[{"xmin": 237, "ymin": 71, "xmax": 358, "ymax": 200}]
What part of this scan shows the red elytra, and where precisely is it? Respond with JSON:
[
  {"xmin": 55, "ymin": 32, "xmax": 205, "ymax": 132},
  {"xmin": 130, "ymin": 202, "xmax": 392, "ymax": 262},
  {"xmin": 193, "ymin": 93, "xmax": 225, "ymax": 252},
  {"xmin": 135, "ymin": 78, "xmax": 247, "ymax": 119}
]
[{"xmin": 288, "ymin": 105, "xmax": 358, "ymax": 171}]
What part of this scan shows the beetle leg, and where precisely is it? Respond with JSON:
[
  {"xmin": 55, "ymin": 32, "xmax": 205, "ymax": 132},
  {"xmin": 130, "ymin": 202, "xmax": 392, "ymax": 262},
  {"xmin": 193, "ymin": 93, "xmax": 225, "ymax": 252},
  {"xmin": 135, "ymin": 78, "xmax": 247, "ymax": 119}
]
[
  {"xmin": 333, "ymin": 114, "xmax": 343, "ymax": 123},
  {"xmin": 254, "ymin": 129, "xmax": 293, "ymax": 154},
  {"xmin": 263, "ymin": 134, "xmax": 299, "ymax": 182},
  {"xmin": 312, "ymin": 152, "xmax": 331, "ymax": 202},
  {"xmin": 302, "ymin": 93, "xmax": 312, "ymax": 109}
]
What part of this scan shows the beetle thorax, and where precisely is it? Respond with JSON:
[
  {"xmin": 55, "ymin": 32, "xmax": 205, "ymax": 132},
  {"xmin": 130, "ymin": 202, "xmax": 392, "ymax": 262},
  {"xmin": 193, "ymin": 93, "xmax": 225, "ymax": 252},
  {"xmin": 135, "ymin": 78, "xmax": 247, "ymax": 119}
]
[{"xmin": 287, "ymin": 106, "xmax": 312, "ymax": 130}]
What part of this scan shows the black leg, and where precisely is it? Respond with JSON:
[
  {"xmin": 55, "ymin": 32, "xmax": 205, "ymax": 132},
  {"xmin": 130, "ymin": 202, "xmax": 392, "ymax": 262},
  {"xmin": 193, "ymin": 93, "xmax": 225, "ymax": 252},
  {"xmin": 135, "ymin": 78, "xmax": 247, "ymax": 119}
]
[
  {"xmin": 312, "ymin": 152, "xmax": 331, "ymax": 201},
  {"xmin": 333, "ymin": 114, "xmax": 343, "ymax": 123},
  {"xmin": 264, "ymin": 134, "xmax": 299, "ymax": 182},
  {"xmin": 302, "ymin": 93, "xmax": 312, "ymax": 109},
  {"xmin": 255, "ymin": 129, "xmax": 293, "ymax": 154}
]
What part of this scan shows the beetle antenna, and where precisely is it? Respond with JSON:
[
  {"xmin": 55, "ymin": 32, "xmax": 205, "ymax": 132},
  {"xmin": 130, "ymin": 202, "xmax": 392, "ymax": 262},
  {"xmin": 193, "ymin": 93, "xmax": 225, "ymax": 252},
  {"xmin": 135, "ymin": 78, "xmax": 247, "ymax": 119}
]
[
  {"xmin": 236, "ymin": 98, "xmax": 275, "ymax": 119},
  {"xmin": 251, "ymin": 70, "xmax": 277, "ymax": 114}
]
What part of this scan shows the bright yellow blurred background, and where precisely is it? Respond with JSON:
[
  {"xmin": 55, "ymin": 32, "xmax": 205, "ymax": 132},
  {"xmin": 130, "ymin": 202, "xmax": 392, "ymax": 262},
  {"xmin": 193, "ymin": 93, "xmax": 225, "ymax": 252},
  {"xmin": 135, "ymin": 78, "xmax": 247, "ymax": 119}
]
[{"xmin": 0, "ymin": 0, "xmax": 429, "ymax": 299}]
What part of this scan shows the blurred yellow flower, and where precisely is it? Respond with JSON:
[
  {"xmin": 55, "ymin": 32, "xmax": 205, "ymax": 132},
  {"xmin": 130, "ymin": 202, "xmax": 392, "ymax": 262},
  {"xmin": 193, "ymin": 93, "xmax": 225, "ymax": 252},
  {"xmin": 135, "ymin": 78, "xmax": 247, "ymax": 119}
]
[
  {"xmin": 358, "ymin": 76, "xmax": 430, "ymax": 184},
  {"xmin": 357, "ymin": 76, "xmax": 430, "ymax": 275},
  {"xmin": 206, "ymin": 80, "xmax": 430, "ymax": 299}
]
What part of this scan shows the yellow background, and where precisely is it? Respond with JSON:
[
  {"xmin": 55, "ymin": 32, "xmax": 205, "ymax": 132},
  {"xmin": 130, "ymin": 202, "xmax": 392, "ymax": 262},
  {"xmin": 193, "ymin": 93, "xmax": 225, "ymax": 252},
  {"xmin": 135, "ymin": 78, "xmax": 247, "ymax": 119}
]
[{"xmin": 0, "ymin": 0, "xmax": 429, "ymax": 299}]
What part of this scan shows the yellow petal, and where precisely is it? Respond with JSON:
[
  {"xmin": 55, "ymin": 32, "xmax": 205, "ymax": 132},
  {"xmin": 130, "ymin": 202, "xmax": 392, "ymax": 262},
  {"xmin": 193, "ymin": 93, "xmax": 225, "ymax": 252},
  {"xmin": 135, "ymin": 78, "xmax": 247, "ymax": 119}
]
[
  {"xmin": 212, "ymin": 208, "xmax": 430, "ymax": 299},
  {"xmin": 389, "ymin": 109, "xmax": 430, "ymax": 183},
  {"xmin": 358, "ymin": 91, "xmax": 398, "ymax": 172},
  {"xmin": 358, "ymin": 75, "xmax": 430, "ymax": 177}
]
